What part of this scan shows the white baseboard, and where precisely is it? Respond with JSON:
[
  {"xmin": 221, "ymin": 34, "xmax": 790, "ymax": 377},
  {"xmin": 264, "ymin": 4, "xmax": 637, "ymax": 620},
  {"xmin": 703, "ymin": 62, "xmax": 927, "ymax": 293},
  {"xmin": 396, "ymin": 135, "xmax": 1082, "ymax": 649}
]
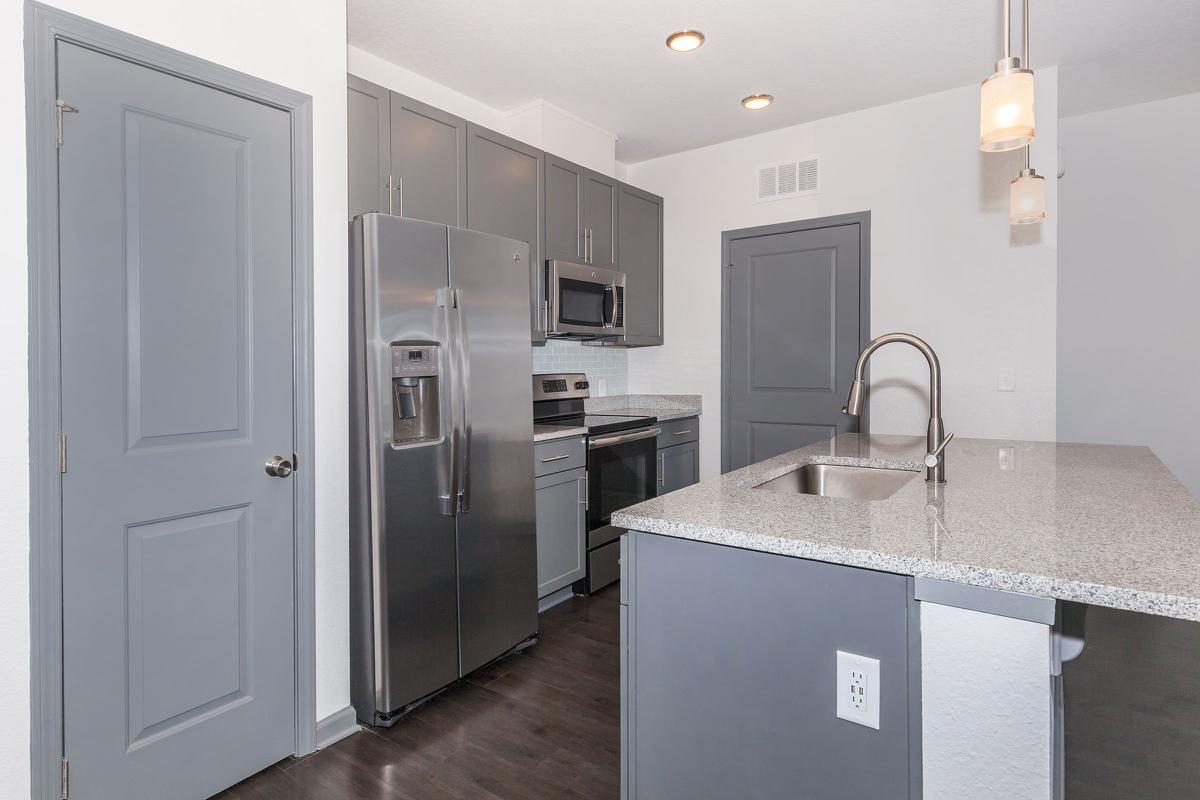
[{"xmin": 315, "ymin": 705, "xmax": 360, "ymax": 749}]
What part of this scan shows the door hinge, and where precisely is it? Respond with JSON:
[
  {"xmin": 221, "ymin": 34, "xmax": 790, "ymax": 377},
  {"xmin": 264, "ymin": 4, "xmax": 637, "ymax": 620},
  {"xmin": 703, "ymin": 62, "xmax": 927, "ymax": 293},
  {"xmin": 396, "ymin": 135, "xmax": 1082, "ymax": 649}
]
[
  {"xmin": 56, "ymin": 100, "xmax": 79, "ymax": 147},
  {"xmin": 60, "ymin": 758, "xmax": 69, "ymax": 799},
  {"xmin": 58, "ymin": 433, "xmax": 68, "ymax": 474}
]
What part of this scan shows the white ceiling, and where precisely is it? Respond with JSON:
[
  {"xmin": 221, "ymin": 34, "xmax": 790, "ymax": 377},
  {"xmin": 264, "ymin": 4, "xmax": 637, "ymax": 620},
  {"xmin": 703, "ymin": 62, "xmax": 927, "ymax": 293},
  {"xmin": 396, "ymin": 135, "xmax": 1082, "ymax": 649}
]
[{"xmin": 348, "ymin": 0, "xmax": 1200, "ymax": 163}]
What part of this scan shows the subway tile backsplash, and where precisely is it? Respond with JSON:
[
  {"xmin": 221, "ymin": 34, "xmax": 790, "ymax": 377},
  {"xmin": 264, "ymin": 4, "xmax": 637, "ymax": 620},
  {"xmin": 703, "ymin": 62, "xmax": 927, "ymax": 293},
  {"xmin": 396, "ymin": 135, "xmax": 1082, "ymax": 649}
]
[{"xmin": 532, "ymin": 340, "xmax": 628, "ymax": 396}]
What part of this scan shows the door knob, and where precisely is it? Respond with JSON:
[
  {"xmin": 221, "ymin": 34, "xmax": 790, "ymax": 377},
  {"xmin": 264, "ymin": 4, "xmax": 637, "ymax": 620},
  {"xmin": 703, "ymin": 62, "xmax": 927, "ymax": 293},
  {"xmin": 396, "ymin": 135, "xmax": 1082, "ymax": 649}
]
[{"xmin": 265, "ymin": 455, "xmax": 293, "ymax": 478}]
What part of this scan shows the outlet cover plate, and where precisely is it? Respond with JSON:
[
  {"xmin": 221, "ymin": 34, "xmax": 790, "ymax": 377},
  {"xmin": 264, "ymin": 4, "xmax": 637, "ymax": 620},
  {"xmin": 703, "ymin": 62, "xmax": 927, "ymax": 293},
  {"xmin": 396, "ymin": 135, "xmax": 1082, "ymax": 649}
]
[{"xmin": 836, "ymin": 650, "xmax": 880, "ymax": 730}]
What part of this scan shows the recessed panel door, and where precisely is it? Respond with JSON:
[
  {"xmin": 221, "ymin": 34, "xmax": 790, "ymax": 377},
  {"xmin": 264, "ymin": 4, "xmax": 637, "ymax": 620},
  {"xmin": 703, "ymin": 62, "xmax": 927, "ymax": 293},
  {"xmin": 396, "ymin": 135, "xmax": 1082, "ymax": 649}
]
[
  {"xmin": 725, "ymin": 222, "xmax": 865, "ymax": 471},
  {"xmin": 57, "ymin": 42, "xmax": 296, "ymax": 799}
]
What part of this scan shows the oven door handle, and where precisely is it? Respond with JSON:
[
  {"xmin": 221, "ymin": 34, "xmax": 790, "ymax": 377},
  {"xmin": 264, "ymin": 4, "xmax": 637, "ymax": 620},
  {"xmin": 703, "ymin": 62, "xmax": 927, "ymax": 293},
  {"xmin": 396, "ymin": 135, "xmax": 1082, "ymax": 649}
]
[{"xmin": 588, "ymin": 427, "xmax": 661, "ymax": 449}]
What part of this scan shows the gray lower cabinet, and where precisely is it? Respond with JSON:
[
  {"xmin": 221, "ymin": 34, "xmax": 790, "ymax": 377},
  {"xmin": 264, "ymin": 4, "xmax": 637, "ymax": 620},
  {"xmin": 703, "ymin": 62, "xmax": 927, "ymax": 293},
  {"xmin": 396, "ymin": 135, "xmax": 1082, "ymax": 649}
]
[
  {"xmin": 656, "ymin": 417, "xmax": 699, "ymax": 495},
  {"xmin": 534, "ymin": 455, "xmax": 587, "ymax": 598},
  {"xmin": 657, "ymin": 440, "xmax": 698, "ymax": 495},
  {"xmin": 620, "ymin": 532, "xmax": 918, "ymax": 799},
  {"xmin": 616, "ymin": 183, "xmax": 663, "ymax": 346},
  {"xmin": 466, "ymin": 123, "xmax": 545, "ymax": 342}
]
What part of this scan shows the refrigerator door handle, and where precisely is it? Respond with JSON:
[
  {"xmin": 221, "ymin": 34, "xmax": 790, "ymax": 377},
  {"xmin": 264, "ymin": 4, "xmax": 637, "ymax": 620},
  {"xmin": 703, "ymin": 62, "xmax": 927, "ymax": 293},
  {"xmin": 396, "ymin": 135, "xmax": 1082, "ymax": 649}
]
[
  {"xmin": 453, "ymin": 288, "xmax": 473, "ymax": 513},
  {"xmin": 436, "ymin": 287, "xmax": 458, "ymax": 516}
]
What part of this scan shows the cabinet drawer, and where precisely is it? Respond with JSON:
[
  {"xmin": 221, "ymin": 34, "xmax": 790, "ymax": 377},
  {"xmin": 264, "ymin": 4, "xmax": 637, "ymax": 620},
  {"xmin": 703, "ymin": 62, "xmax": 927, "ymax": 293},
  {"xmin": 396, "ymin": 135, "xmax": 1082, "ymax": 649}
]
[
  {"xmin": 656, "ymin": 417, "xmax": 698, "ymax": 448},
  {"xmin": 589, "ymin": 540, "xmax": 622, "ymax": 593},
  {"xmin": 534, "ymin": 436, "xmax": 586, "ymax": 477}
]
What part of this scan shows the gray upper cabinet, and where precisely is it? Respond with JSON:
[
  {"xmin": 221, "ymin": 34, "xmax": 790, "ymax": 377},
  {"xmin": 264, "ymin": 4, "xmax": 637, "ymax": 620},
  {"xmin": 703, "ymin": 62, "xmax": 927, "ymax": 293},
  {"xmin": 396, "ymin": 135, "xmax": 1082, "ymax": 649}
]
[
  {"xmin": 347, "ymin": 75, "xmax": 390, "ymax": 219},
  {"xmin": 348, "ymin": 74, "xmax": 667, "ymax": 347},
  {"xmin": 544, "ymin": 154, "xmax": 617, "ymax": 269},
  {"xmin": 466, "ymin": 123, "xmax": 545, "ymax": 342},
  {"xmin": 616, "ymin": 182, "xmax": 664, "ymax": 345},
  {"xmin": 544, "ymin": 154, "xmax": 584, "ymax": 263},
  {"xmin": 390, "ymin": 93, "xmax": 466, "ymax": 226},
  {"xmin": 582, "ymin": 171, "xmax": 617, "ymax": 269}
]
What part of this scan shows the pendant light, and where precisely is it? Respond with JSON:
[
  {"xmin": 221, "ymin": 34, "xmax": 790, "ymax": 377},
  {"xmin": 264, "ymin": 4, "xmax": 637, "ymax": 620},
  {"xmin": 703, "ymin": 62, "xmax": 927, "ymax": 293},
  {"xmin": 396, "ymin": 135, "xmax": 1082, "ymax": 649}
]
[
  {"xmin": 980, "ymin": 0, "xmax": 1035, "ymax": 152},
  {"xmin": 1010, "ymin": 147, "xmax": 1046, "ymax": 224}
]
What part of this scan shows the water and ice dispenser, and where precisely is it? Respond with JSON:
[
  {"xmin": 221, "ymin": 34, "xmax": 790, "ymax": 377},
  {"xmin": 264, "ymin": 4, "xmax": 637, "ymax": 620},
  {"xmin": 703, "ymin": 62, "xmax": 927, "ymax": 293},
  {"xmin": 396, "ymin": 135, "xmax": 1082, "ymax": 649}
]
[{"xmin": 390, "ymin": 343, "xmax": 440, "ymax": 446}]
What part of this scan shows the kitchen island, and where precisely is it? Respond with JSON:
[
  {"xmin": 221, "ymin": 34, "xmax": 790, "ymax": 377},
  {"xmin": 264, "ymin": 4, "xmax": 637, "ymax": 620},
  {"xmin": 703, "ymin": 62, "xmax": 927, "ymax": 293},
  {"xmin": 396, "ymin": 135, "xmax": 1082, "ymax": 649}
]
[{"xmin": 612, "ymin": 434, "xmax": 1200, "ymax": 799}]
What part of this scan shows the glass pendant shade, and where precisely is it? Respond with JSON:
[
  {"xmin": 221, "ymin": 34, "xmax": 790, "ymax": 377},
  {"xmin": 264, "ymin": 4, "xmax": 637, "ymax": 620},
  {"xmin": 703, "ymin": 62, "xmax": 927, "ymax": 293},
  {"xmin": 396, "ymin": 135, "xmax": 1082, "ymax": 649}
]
[
  {"xmin": 980, "ymin": 62, "xmax": 1036, "ymax": 152},
  {"xmin": 1009, "ymin": 168, "xmax": 1046, "ymax": 225}
]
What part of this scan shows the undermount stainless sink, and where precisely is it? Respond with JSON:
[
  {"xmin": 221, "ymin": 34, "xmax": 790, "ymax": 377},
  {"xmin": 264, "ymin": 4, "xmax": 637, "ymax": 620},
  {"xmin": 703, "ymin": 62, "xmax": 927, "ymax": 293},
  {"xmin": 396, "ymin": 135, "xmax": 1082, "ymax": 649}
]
[{"xmin": 753, "ymin": 463, "xmax": 920, "ymax": 500}]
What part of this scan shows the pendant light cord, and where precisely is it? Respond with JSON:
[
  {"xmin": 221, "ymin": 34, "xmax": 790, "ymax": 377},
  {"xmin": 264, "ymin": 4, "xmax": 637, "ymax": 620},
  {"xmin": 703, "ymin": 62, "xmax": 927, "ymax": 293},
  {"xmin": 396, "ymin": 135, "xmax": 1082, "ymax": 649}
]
[
  {"xmin": 1023, "ymin": 0, "xmax": 1030, "ymax": 65},
  {"xmin": 1003, "ymin": 0, "xmax": 1011, "ymax": 59}
]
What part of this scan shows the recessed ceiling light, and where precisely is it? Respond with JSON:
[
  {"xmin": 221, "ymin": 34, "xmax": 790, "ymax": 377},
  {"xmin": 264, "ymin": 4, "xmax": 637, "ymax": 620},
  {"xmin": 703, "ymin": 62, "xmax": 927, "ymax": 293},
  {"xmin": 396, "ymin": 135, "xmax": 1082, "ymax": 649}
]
[
  {"xmin": 665, "ymin": 29, "xmax": 705, "ymax": 52},
  {"xmin": 741, "ymin": 94, "xmax": 774, "ymax": 110}
]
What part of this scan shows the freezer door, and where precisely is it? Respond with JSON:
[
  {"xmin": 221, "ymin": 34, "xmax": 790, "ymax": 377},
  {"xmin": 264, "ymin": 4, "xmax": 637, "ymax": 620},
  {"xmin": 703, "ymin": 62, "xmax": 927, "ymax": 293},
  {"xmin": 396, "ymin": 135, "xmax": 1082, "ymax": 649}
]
[
  {"xmin": 351, "ymin": 214, "xmax": 459, "ymax": 721},
  {"xmin": 447, "ymin": 227, "xmax": 538, "ymax": 674}
]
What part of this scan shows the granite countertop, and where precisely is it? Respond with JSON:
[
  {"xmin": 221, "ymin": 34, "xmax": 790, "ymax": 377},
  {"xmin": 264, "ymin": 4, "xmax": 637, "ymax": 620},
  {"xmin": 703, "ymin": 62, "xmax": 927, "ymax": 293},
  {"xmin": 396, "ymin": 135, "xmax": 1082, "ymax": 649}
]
[
  {"xmin": 533, "ymin": 424, "xmax": 588, "ymax": 443},
  {"xmin": 612, "ymin": 433, "xmax": 1200, "ymax": 621},
  {"xmin": 585, "ymin": 393, "xmax": 701, "ymax": 422}
]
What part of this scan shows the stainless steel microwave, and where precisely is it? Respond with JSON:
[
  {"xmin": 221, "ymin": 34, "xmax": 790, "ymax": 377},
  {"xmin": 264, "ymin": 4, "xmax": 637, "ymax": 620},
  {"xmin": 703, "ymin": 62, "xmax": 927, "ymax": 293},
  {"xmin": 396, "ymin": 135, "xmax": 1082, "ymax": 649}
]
[{"xmin": 546, "ymin": 260, "xmax": 625, "ymax": 339}]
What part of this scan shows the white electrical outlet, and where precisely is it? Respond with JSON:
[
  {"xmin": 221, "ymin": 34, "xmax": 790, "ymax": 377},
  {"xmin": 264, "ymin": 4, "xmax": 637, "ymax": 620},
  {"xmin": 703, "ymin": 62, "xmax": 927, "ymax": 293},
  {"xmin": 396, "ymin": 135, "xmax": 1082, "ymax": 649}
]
[
  {"xmin": 997, "ymin": 368, "xmax": 1016, "ymax": 392},
  {"xmin": 836, "ymin": 650, "xmax": 880, "ymax": 730}
]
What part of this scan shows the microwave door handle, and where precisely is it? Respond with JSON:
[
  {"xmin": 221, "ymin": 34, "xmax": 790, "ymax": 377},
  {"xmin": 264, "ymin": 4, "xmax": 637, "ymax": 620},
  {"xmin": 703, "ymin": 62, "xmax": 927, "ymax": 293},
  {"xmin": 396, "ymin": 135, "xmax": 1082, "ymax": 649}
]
[
  {"xmin": 436, "ymin": 287, "xmax": 458, "ymax": 516},
  {"xmin": 604, "ymin": 284, "xmax": 617, "ymax": 328},
  {"xmin": 453, "ymin": 288, "xmax": 472, "ymax": 513}
]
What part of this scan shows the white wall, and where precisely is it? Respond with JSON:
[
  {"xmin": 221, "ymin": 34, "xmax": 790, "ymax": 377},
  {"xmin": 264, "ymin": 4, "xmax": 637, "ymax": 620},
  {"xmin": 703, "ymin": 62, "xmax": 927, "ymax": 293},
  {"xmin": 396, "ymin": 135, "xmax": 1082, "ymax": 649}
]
[
  {"xmin": 2, "ymin": 2, "xmax": 349, "ymax": 796},
  {"xmin": 0, "ymin": 2, "xmax": 32, "ymax": 797},
  {"xmin": 921, "ymin": 603, "xmax": 1052, "ymax": 799},
  {"xmin": 626, "ymin": 72, "xmax": 1059, "ymax": 479},
  {"xmin": 1058, "ymin": 92, "xmax": 1200, "ymax": 497}
]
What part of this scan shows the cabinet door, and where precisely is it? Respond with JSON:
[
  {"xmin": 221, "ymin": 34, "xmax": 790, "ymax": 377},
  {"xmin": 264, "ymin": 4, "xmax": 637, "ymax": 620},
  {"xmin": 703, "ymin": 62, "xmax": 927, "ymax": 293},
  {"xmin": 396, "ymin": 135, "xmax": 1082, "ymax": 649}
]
[
  {"xmin": 466, "ymin": 124, "xmax": 545, "ymax": 342},
  {"xmin": 582, "ymin": 170, "xmax": 617, "ymax": 269},
  {"xmin": 544, "ymin": 154, "xmax": 583, "ymax": 263},
  {"xmin": 534, "ymin": 467, "xmax": 588, "ymax": 598},
  {"xmin": 390, "ymin": 92, "xmax": 466, "ymax": 226},
  {"xmin": 616, "ymin": 182, "xmax": 664, "ymax": 345},
  {"xmin": 658, "ymin": 440, "xmax": 699, "ymax": 495},
  {"xmin": 347, "ymin": 75, "xmax": 390, "ymax": 220}
]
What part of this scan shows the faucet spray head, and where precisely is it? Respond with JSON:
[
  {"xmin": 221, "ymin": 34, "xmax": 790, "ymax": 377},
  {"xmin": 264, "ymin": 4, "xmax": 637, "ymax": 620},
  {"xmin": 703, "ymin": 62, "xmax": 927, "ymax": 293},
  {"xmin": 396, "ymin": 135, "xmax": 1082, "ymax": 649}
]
[{"xmin": 843, "ymin": 379, "xmax": 865, "ymax": 416}]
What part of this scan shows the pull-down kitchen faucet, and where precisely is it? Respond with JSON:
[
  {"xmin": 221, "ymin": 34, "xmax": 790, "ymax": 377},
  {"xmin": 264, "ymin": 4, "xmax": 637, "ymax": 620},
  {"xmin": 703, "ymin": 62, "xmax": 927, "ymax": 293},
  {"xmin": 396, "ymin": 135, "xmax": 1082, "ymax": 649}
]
[{"xmin": 842, "ymin": 332, "xmax": 953, "ymax": 483}]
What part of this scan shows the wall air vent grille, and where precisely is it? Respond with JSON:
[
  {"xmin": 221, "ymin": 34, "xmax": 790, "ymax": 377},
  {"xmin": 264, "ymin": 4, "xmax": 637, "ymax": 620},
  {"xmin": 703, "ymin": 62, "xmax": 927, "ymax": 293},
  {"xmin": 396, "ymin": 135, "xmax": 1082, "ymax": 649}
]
[{"xmin": 756, "ymin": 158, "xmax": 819, "ymax": 202}]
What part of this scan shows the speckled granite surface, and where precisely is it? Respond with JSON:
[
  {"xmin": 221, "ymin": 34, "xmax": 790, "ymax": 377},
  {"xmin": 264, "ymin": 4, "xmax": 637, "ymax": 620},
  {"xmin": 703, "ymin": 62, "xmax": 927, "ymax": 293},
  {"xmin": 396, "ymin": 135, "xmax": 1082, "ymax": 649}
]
[
  {"xmin": 612, "ymin": 434, "xmax": 1200, "ymax": 621},
  {"xmin": 533, "ymin": 424, "xmax": 588, "ymax": 443},
  {"xmin": 585, "ymin": 394, "xmax": 701, "ymax": 422}
]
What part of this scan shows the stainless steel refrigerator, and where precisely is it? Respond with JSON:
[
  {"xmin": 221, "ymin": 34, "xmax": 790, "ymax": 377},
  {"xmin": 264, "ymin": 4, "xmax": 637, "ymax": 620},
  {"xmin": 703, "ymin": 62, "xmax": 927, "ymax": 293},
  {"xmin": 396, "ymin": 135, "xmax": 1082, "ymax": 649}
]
[{"xmin": 349, "ymin": 213, "xmax": 537, "ymax": 726}]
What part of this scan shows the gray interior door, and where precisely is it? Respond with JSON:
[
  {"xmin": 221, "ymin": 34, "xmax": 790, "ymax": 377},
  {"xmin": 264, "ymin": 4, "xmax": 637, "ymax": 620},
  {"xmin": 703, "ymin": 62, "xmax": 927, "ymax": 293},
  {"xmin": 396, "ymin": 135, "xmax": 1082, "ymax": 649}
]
[
  {"xmin": 57, "ymin": 42, "xmax": 296, "ymax": 799},
  {"xmin": 391, "ymin": 92, "xmax": 466, "ymax": 226},
  {"xmin": 724, "ymin": 219, "xmax": 866, "ymax": 472},
  {"xmin": 465, "ymin": 123, "xmax": 544, "ymax": 342},
  {"xmin": 447, "ymin": 228, "xmax": 538, "ymax": 675}
]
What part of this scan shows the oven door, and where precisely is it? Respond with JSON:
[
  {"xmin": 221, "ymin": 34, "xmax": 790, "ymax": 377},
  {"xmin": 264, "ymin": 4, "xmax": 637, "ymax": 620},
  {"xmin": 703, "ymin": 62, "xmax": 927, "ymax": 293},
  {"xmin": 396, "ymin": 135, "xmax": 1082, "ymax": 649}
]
[
  {"xmin": 587, "ymin": 426, "xmax": 660, "ymax": 540},
  {"xmin": 547, "ymin": 260, "xmax": 625, "ymax": 337}
]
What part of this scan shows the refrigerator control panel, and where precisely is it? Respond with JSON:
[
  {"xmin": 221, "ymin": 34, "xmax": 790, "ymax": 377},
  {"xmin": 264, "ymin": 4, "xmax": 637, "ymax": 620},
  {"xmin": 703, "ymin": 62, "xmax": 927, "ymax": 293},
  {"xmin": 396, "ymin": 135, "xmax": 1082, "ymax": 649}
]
[{"xmin": 391, "ymin": 344, "xmax": 440, "ymax": 378}]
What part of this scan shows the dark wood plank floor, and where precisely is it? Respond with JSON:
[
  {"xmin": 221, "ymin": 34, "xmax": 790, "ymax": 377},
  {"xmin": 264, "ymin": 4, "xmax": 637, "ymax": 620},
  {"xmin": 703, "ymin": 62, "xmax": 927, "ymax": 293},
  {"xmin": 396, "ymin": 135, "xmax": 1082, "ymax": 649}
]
[
  {"xmin": 214, "ymin": 588, "xmax": 1200, "ymax": 799},
  {"xmin": 214, "ymin": 584, "xmax": 620, "ymax": 800},
  {"xmin": 1065, "ymin": 605, "xmax": 1200, "ymax": 798}
]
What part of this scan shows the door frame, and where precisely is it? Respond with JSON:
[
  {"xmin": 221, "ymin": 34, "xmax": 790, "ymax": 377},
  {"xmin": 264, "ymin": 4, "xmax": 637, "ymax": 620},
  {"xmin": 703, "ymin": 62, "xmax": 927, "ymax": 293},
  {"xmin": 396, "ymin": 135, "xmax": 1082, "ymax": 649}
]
[
  {"xmin": 25, "ymin": 4, "xmax": 318, "ymax": 797},
  {"xmin": 720, "ymin": 212, "xmax": 872, "ymax": 473}
]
